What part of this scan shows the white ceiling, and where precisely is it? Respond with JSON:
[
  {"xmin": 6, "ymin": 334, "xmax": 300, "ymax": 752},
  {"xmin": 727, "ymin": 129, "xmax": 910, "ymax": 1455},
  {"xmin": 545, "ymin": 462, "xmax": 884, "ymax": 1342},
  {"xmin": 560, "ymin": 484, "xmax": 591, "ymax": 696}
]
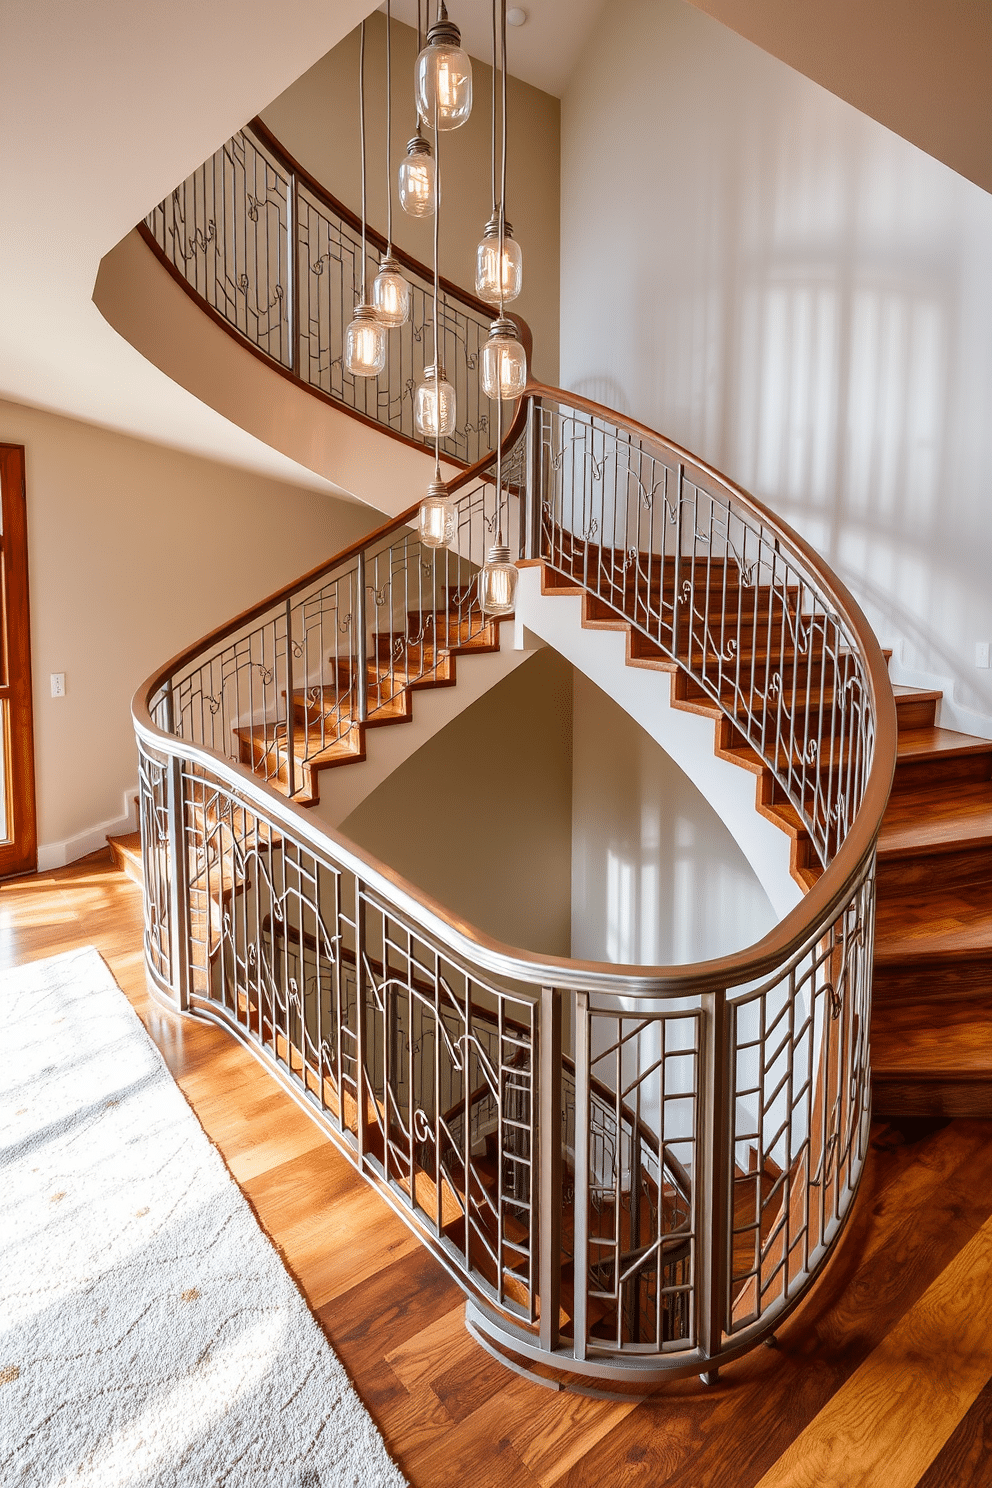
[{"xmin": 382, "ymin": 0, "xmax": 607, "ymax": 98}]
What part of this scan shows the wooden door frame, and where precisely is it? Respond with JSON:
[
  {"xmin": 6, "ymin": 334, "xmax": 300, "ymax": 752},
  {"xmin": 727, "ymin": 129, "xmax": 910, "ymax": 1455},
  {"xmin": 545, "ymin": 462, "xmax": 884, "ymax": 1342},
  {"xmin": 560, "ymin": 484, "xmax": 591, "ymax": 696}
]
[{"xmin": 0, "ymin": 445, "xmax": 37, "ymax": 877}]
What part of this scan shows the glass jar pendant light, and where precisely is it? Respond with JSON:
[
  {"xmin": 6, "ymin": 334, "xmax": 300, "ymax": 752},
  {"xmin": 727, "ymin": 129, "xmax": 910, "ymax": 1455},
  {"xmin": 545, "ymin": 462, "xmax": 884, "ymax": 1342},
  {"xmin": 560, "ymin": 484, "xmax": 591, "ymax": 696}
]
[
  {"xmin": 373, "ymin": 2, "xmax": 411, "ymax": 328},
  {"xmin": 345, "ymin": 20, "xmax": 386, "ymax": 377},
  {"xmin": 399, "ymin": 131, "xmax": 436, "ymax": 217},
  {"xmin": 373, "ymin": 254, "xmax": 410, "ymax": 327},
  {"xmin": 416, "ymin": 3, "xmax": 473, "ymax": 131},
  {"xmin": 415, "ymin": 364, "xmax": 456, "ymax": 438},
  {"xmin": 482, "ymin": 316, "xmax": 527, "ymax": 399},
  {"xmin": 419, "ymin": 477, "xmax": 456, "ymax": 547},
  {"xmin": 479, "ymin": 542, "xmax": 518, "ymax": 615},
  {"xmin": 476, "ymin": 211, "xmax": 522, "ymax": 304},
  {"xmin": 345, "ymin": 302, "xmax": 387, "ymax": 377}
]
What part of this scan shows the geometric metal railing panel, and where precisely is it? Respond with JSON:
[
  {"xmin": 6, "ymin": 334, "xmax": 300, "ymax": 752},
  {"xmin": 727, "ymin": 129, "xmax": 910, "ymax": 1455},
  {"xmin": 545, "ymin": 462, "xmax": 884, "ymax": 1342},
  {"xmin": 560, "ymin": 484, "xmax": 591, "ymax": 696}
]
[{"xmin": 144, "ymin": 121, "xmax": 501, "ymax": 468}]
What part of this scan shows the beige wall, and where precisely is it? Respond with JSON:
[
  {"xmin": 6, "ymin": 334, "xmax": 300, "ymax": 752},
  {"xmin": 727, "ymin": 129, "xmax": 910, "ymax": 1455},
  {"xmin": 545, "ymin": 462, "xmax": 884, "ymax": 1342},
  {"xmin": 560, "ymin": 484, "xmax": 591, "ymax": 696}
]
[
  {"xmin": 261, "ymin": 11, "xmax": 561, "ymax": 384},
  {"xmin": 0, "ymin": 398, "xmax": 379, "ymax": 863},
  {"xmin": 341, "ymin": 647, "xmax": 573, "ymax": 957},
  {"xmin": 562, "ymin": 0, "xmax": 992, "ymax": 735},
  {"xmin": 688, "ymin": 0, "xmax": 992, "ymax": 195}
]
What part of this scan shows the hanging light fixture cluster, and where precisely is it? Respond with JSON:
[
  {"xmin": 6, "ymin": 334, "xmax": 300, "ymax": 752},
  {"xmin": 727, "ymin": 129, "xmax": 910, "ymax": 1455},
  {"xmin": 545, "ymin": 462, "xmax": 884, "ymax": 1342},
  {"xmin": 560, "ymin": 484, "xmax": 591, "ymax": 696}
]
[{"xmin": 340, "ymin": 2, "xmax": 525, "ymax": 599}]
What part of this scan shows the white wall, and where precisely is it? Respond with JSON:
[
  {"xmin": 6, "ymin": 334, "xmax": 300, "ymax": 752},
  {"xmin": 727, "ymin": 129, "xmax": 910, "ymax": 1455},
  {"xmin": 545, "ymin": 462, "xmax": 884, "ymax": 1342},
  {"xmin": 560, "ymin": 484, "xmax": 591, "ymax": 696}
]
[
  {"xmin": 571, "ymin": 672, "xmax": 775, "ymax": 964},
  {"xmin": 0, "ymin": 399, "xmax": 379, "ymax": 866},
  {"xmin": 561, "ymin": 0, "xmax": 992, "ymax": 733}
]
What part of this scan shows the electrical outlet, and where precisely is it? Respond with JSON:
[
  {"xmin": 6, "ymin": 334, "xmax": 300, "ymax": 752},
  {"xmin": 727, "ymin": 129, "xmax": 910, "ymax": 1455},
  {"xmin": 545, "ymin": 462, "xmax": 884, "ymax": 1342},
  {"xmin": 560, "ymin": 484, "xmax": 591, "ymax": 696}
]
[
  {"xmin": 976, "ymin": 643, "xmax": 991, "ymax": 670},
  {"xmin": 50, "ymin": 672, "xmax": 65, "ymax": 697}
]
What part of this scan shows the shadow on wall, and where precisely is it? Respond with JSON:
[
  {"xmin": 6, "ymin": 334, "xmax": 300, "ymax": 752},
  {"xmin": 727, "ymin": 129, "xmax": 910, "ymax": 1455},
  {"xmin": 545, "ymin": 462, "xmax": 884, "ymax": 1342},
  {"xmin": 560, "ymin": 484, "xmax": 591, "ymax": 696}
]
[
  {"xmin": 570, "ymin": 672, "xmax": 776, "ymax": 966},
  {"xmin": 561, "ymin": 0, "xmax": 992, "ymax": 726}
]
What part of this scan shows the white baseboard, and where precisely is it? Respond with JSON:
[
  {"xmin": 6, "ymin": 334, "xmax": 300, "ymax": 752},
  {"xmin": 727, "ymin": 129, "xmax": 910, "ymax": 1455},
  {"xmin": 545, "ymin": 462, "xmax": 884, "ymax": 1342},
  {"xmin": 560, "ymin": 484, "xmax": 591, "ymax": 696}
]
[{"xmin": 37, "ymin": 786, "xmax": 139, "ymax": 873}]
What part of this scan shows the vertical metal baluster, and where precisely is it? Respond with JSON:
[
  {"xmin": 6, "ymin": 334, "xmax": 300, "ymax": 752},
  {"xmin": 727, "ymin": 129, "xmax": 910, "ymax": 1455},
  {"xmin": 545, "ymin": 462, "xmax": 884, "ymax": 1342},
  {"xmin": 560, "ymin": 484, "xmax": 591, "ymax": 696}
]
[
  {"xmin": 356, "ymin": 553, "xmax": 368, "ymax": 724},
  {"xmin": 163, "ymin": 683, "xmax": 191, "ymax": 1015},
  {"xmin": 698, "ymin": 988, "xmax": 729, "ymax": 1384},
  {"xmin": 572, "ymin": 992, "xmax": 590, "ymax": 1361}
]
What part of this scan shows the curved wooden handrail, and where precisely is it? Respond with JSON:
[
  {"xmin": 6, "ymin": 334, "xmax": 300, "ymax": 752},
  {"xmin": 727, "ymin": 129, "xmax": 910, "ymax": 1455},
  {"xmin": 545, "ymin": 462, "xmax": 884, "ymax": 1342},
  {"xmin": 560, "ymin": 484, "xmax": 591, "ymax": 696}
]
[
  {"xmin": 140, "ymin": 117, "xmax": 533, "ymax": 474},
  {"xmin": 139, "ymin": 393, "xmax": 529, "ymax": 704},
  {"xmin": 248, "ymin": 116, "xmax": 522, "ymax": 334}
]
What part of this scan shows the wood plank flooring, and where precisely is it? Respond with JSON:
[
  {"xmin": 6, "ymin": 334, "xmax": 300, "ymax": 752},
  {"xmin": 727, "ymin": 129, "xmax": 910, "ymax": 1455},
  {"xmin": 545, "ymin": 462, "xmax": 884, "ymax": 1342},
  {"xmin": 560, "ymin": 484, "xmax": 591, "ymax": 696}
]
[{"xmin": 3, "ymin": 849, "xmax": 992, "ymax": 1488}]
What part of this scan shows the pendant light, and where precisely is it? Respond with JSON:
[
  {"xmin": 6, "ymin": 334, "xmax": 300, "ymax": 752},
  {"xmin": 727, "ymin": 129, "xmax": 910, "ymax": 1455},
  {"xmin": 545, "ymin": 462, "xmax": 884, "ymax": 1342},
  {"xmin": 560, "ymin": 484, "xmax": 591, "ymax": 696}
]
[
  {"xmin": 373, "ymin": 2, "xmax": 411, "ymax": 328},
  {"xmin": 400, "ymin": 3, "xmax": 436, "ymax": 217},
  {"xmin": 399, "ymin": 131, "xmax": 436, "ymax": 216},
  {"xmin": 419, "ymin": 475, "xmax": 457, "ymax": 547},
  {"xmin": 475, "ymin": 1, "xmax": 522, "ymax": 305},
  {"xmin": 480, "ymin": 1, "xmax": 526, "ymax": 404},
  {"xmin": 415, "ymin": 363, "xmax": 456, "ymax": 437},
  {"xmin": 478, "ymin": 0, "xmax": 519, "ymax": 616},
  {"xmin": 482, "ymin": 316, "xmax": 527, "ymax": 399},
  {"xmin": 418, "ymin": 75, "xmax": 456, "ymax": 547},
  {"xmin": 416, "ymin": 2, "xmax": 473, "ymax": 132},
  {"xmin": 345, "ymin": 21, "xmax": 387, "ymax": 376},
  {"xmin": 476, "ymin": 212, "xmax": 522, "ymax": 305}
]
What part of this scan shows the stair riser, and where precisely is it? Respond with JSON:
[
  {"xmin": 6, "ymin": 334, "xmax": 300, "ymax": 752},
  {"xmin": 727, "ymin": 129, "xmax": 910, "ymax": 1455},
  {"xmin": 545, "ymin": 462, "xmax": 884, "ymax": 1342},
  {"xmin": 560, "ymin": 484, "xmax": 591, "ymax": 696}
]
[
  {"xmin": 893, "ymin": 754, "xmax": 992, "ymax": 794},
  {"xmin": 872, "ymin": 1075, "xmax": 992, "ymax": 1120},
  {"xmin": 872, "ymin": 955, "xmax": 992, "ymax": 1005},
  {"xmin": 895, "ymin": 698, "xmax": 939, "ymax": 731},
  {"xmin": 876, "ymin": 846, "xmax": 992, "ymax": 895}
]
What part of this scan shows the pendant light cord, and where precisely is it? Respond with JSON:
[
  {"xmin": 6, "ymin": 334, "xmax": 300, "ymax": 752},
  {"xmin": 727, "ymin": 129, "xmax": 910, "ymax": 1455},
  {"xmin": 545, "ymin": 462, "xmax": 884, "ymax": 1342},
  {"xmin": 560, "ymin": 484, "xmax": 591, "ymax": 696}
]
[
  {"xmin": 359, "ymin": 20, "xmax": 367, "ymax": 302},
  {"xmin": 385, "ymin": 0, "xmax": 393, "ymax": 255},
  {"xmin": 495, "ymin": 0, "xmax": 507, "ymax": 545},
  {"xmin": 490, "ymin": 0, "xmax": 498, "ymax": 215},
  {"xmin": 433, "ymin": 89, "xmax": 441, "ymax": 481},
  {"xmin": 498, "ymin": 0, "xmax": 507, "ymax": 320}
]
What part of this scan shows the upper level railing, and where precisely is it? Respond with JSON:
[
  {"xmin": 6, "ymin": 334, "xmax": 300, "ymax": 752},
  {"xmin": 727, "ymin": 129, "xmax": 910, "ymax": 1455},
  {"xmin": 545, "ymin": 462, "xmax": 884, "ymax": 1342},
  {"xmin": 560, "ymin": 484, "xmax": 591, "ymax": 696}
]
[
  {"xmin": 132, "ymin": 119, "xmax": 896, "ymax": 1390},
  {"xmin": 142, "ymin": 118, "xmax": 529, "ymax": 469}
]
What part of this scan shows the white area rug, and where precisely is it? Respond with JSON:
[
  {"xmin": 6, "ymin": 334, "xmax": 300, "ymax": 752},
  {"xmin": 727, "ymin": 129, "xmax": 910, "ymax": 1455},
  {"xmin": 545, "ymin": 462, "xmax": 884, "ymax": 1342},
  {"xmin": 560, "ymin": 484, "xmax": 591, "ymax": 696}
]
[{"xmin": 0, "ymin": 947, "xmax": 406, "ymax": 1488}]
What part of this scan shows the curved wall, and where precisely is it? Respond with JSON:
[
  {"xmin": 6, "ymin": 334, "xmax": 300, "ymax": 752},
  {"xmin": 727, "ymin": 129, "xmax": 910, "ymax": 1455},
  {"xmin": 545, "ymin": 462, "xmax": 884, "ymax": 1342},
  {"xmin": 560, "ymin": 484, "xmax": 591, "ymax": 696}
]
[{"xmin": 562, "ymin": 0, "xmax": 992, "ymax": 737}]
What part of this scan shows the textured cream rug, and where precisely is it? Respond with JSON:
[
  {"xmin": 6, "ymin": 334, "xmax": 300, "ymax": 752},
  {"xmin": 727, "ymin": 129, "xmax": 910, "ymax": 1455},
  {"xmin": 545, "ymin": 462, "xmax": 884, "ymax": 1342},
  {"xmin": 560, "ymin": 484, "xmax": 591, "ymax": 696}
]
[{"xmin": 0, "ymin": 947, "xmax": 406, "ymax": 1488}]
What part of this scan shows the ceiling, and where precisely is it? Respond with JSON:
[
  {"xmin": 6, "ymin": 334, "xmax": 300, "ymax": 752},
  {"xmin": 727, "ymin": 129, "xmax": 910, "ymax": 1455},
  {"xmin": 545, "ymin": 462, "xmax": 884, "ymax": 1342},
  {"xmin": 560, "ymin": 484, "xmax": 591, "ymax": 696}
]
[
  {"xmin": 0, "ymin": 0, "xmax": 376, "ymax": 493},
  {"xmin": 687, "ymin": 0, "xmax": 992, "ymax": 195},
  {"xmin": 382, "ymin": 0, "xmax": 607, "ymax": 98}
]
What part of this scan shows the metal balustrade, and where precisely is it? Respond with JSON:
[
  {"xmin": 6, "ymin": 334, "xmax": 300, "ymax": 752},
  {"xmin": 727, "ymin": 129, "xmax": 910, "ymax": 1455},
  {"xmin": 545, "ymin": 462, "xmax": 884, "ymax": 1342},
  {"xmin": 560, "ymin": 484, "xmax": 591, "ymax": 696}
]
[
  {"xmin": 134, "ymin": 391, "xmax": 894, "ymax": 1389},
  {"xmin": 142, "ymin": 120, "xmax": 518, "ymax": 469}
]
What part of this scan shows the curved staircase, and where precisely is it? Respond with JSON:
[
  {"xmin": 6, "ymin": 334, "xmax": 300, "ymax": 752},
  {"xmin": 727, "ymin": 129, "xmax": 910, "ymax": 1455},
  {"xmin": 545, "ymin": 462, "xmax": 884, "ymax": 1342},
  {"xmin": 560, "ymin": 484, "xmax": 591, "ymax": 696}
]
[{"xmin": 121, "ymin": 118, "xmax": 991, "ymax": 1392}]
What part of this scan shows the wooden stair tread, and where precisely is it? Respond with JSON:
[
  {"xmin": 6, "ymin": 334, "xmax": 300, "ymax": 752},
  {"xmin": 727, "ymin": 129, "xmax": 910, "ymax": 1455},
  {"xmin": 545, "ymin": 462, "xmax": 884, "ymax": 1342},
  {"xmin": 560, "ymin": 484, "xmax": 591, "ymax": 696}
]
[
  {"xmin": 896, "ymin": 727, "xmax": 992, "ymax": 763},
  {"xmin": 877, "ymin": 786, "xmax": 992, "ymax": 859},
  {"xmin": 891, "ymin": 684, "xmax": 943, "ymax": 703},
  {"xmin": 107, "ymin": 831, "xmax": 142, "ymax": 885},
  {"xmin": 874, "ymin": 883, "xmax": 992, "ymax": 960}
]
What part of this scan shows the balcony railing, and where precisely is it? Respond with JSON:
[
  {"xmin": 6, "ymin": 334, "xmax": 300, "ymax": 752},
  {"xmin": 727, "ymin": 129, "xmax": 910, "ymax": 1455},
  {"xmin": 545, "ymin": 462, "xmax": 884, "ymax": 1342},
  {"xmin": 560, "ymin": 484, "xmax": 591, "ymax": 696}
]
[
  {"xmin": 142, "ymin": 118, "xmax": 529, "ymax": 469},
  {"xmin": 134, "ymin": 348, "xmax": 895, "ymax": 1385}
]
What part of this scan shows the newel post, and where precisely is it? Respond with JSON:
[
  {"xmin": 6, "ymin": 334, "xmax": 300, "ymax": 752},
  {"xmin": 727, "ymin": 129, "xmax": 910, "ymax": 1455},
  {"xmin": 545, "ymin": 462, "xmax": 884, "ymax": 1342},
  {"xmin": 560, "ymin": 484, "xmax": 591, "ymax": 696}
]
[
  {"xmin": 162, "ymin": 681, "xmax": 190, "ymax": 1015},
  {"xmin": 698, "ymin": 988, "xmax": 731, "ymax": 1383},
  {"xmin": 538, "ymin": 985, "xmax": 562, "ymax": 1354}
]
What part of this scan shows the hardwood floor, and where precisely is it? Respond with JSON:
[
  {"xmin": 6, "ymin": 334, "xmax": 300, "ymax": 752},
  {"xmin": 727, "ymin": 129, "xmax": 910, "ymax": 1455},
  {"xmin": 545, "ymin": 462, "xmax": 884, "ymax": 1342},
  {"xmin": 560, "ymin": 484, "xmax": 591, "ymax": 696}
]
[{"xmin": 3, "ymin": 849, "xmax": 992, "ymax": 1488}]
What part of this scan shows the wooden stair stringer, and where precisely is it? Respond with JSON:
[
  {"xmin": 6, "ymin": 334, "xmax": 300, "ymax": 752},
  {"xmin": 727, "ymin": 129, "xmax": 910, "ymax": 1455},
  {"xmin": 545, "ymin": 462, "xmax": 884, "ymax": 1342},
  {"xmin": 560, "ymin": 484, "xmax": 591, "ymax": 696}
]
[{"xmin": 235, "ymin": 610, "xmax": 514, "ymax": 809}]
